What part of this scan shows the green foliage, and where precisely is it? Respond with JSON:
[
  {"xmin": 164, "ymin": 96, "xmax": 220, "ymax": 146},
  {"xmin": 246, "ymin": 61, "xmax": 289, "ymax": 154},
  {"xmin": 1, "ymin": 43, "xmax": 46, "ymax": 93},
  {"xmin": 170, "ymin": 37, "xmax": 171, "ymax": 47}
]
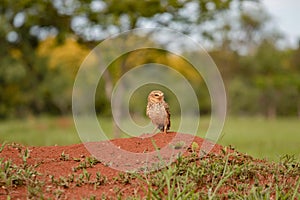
[
  {"xmin": 228, "ymin": 77, "xmax": 260, "ymax": 115},
  {"xmin": 0, "ymin": 0, "xmax": 258, "ymax": 119},
  {"xmin": 220, "ymin": 39, "xmax": 300, "ymax": 118},
  {"xmin": 0, "ymin": 146, "xmax": 44, "ymax": 198},
  {"xmin": 72, "ymin": 156, "xmax": 101, "ymax": 172},
  {"xmin": 132, "ymin": 149, "xmax": 300, "ymax": 199},
  {"xmin": 0, "ymin": 0, "xmax": 299, "ymax": 119}
]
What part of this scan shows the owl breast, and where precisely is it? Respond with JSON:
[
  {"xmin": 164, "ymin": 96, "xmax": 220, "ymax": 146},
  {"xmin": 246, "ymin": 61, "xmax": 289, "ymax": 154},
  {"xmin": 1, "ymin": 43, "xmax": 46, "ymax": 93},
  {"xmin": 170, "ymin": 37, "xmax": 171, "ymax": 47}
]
[{"xmin": 147, "ymin": 103, "xmax": 167, "ymax": 129}]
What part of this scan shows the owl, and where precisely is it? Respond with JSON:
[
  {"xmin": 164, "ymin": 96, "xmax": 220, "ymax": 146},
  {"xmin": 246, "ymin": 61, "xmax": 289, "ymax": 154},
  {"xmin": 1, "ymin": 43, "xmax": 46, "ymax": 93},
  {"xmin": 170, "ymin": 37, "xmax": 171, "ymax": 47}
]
[{"xmin": 146, "ymin": 90, "xmax": 171, "ymax": 134}]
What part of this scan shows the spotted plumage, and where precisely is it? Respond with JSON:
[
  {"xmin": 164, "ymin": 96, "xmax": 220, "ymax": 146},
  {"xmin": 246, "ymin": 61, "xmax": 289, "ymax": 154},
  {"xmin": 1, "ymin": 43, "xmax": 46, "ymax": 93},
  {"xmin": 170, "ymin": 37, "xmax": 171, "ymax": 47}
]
[{"xmin": 146, "ymin": 90, "xmax": 170, "ymax": 134}]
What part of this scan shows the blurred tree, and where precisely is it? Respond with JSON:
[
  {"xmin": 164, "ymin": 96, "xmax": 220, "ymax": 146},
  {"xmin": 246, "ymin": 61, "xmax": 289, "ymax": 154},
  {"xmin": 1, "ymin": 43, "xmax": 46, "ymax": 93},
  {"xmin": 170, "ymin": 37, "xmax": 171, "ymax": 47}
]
[
  {"xmin": 237, "ymin": 5, "xmax": 271, "ymax": 53},
  {"xmin": 289, "ymin": 43, "xmax": 300, "ymax": 118},
  {"xmin": 209, "ymin": 2, "xmax": 294, "ymax": 119},
  {"xmin": 228, "ymin": 77, "xmax": 260, "ymax": 115},
  {"xmin": 0, "ymin": 57, "xmax": 25, "ymax": 118},
  {"xmin": 73, "ymin": 0, "xmax": 250, "ymax": 131},
  {"xmin": 37, "ymin": 38, "xmax": 90, "ymax": 114},
  {"xmin": 70, "ymin": 0, "xmax": 248, "ymax": 42},
  {"xmin": 210, "ymin": 50, "xmax": 240, "ymax": 83},
  {"xmin": 0, "ymin": 0, "xmax": 251, "ymax": 119},
  {"xmin": 7, "ymin": 0, "xmax": 300, "ymax": 122},
  {"xmin": 0, "ymin": 0, "xmax": 72, "ymax": 117},
  {"xmin": 212, "ymin": 1, "xmax": 281, "ymax": 54},
  {"xmin": 240, "ymin": 40, "xmax": 289, "ymax": 119}
]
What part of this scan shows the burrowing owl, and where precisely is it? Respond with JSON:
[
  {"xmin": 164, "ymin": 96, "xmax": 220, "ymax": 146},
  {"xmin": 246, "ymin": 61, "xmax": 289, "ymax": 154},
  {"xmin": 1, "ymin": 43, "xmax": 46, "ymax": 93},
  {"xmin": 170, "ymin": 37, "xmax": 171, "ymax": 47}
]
[{"xmin": 146, "ymin": 90, "xmax": 170, "ymax": 134}]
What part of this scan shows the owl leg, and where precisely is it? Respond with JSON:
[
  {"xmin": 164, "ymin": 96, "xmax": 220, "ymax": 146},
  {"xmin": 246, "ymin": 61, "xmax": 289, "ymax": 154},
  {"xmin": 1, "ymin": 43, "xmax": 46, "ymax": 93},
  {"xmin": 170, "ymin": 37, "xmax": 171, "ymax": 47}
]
[
  {"xmin": 151, "ymin": 126, "xmax": 158, "ymax": 134},
  {"xmin": 163, "ymin": 125, "xmax": 167, "ymax": 134}
]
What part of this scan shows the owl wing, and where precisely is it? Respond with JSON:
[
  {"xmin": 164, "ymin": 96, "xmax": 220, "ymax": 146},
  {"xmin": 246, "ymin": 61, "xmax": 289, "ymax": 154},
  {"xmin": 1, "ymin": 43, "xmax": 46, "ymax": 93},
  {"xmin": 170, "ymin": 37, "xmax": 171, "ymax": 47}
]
[{"xmin": 163, "ymin": 102, "xmax": 171, "ymax": 130}]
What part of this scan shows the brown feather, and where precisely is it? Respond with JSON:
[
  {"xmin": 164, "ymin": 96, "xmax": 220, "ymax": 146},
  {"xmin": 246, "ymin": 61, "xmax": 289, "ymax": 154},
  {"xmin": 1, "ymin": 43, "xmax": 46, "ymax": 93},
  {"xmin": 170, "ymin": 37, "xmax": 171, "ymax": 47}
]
[
  {"xmin": 164, "ymin": 102, "xmax": 171, "ymax": 131},
  {"xmin": 146, "ymin": 90, "xmax": 171, "ymax": 133}
]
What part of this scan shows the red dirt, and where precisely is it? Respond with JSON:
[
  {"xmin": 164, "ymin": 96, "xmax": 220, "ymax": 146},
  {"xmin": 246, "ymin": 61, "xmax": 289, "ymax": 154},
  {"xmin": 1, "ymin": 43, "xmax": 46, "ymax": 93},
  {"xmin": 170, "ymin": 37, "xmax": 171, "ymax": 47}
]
[
  {"xmin": 1, "ymin": 132, "xmax": 298, "ymax": 199},
  {"xmin": 0, "ymin": 132, "xmax": 224, "ymax": 199}
]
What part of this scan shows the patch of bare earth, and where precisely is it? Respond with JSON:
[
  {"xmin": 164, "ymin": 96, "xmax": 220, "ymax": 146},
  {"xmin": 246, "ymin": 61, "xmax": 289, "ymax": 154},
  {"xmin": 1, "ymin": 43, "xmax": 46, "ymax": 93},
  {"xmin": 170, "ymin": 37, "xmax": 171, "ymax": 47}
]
[{"xmin": 0, "ymin": 132, "xmax": 299, "ymax": 199}]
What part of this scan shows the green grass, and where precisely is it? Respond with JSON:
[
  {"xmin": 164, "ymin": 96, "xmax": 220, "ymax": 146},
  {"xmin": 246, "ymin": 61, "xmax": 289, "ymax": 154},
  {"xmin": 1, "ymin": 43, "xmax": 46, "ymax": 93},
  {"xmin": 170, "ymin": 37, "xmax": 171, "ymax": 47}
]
[
  {"xmin": 0, "ymin": 116, "xmax": 299, "ymax": 161},
  {"xmin": 136, "ymin": 149, "xmax": 300, "ymax": 200},
  {"xmin": 0, "ymin": 117, "xmax": 80, "ymax": 146},
  {"xmin": 220, "ymin": 117, "xmax": 300, "ymax": 161}
]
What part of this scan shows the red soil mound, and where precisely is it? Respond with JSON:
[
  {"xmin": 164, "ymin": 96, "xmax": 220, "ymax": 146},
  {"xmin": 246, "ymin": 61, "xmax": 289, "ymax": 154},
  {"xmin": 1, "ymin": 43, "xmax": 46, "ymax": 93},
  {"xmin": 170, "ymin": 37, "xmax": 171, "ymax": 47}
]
[
  {"xmin": 1, "ymin": 132, "xmax": 299, "ymax": 199},
  {"xmin": 0, "ymin": 132, "xmax": 223, "ymax": 199}
]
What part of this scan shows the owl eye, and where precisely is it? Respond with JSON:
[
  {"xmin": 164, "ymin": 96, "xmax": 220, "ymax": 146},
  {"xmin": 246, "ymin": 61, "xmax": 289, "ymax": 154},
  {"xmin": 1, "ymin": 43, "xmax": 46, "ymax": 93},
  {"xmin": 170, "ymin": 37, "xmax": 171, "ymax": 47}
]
[{"xmin": 154, "ymin": 94, "xmax": 159, "ymax": 97}]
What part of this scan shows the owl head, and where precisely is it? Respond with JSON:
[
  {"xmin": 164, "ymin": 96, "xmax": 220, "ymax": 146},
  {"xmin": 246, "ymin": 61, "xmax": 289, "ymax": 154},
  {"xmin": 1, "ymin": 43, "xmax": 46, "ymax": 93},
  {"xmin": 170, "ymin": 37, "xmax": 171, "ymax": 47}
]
[{"xmin": 148, "ymin": 90, "xmax": 164, "ymax": 103}]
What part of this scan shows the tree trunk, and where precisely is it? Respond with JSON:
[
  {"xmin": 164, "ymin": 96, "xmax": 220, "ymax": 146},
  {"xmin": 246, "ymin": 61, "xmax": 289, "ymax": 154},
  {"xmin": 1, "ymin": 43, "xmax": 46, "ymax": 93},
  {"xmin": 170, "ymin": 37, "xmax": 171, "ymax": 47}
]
[
  {"xmin": 297, "ymin": 100, "xmax": 300, "ymax": 119},
  {"xmin": 102, "ymin": 69, "xmax": 122, "ymax": 138},
  {"xmin": 102, "ymin": 54, "xmax": 129, "ymax": 138},
  {"xmin": 102, "ymin": 70, "xmax": 113, "ymax": 101},
  {"xmin": 112, "ymin": 55, "xmax": 129, "ymax": 138},
  {"xmin": 101, "ymin": 31, "xmax": 134, "ymax": 138},
  {"xmin": 112, "ymin": 83, "xmax": 124, "ymax": 138},
  {"xmin": 262, "ymin": 89, "xmax": 278, "ymax": 120},
  {"xmin": 266, "ymin": 101, "xmax": 277, "ymax": 120}
]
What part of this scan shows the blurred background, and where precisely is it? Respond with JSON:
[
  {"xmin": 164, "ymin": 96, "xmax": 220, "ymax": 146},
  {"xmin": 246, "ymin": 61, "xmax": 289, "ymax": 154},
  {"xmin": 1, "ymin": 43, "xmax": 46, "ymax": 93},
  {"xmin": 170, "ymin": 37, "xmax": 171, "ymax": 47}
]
[{"xmin": 0, "ymin": 0, "xmax": 299, "ymax": 161}]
